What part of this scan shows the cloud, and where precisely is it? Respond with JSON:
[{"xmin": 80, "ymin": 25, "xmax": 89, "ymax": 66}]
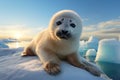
[
  {"xmin": 99, "ymin": 28, "xmax": 120, "ymax": 34},
  {"xmin": 83, "ymin": 25, "xmax": 97, "ymax": 32},
  {"xmin": 82, "ymin": 19, "xmax": 120, "ymax": 39},
  {"xmin": 98, "ymin": 20, "xmax": 120, "ymax": 29}
]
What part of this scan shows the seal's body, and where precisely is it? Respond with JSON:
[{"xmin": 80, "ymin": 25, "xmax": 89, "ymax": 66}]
[{"xmin": 22, "ymin": 10, "xmax": 103, "ymax": 76}]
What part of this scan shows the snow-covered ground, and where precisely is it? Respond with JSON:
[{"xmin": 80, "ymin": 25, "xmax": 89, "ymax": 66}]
[
  {"xmin": 1, "ymin": 37, "xmax": 118, "ymax": 80},
  {"xmin": 0, "ymin": 48, "xmax": 104, "ymax": 80}
]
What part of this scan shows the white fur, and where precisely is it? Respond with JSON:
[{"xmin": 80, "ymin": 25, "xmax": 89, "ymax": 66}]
[
  {"xmin": 23, "ymin": 10, "xmax": 82, "ymax": 63},
  {"xmin": 22, "ymin": 10, "xmax": 112, "ymax": 79}
]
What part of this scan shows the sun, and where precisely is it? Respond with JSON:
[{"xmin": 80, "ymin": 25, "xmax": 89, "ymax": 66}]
[{"xmin": 13, "ymin": 32, "xmax": 22, "ymax": 39}]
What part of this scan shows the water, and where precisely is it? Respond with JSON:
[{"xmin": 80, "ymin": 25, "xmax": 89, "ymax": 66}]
[{"xmin": 85, "ymin": 56, "xmax": 120, "ymax": 80}]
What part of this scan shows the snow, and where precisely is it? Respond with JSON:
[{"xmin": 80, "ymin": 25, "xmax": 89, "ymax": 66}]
[
  {"xmin": 95, "ymin": 39, "xmax": 120, "ymax": 63},
  {"xmin": 85, "ymin": 49, "xmax": 96, "ymax": 56},
  {"xmin": 0, "ymin": 48, "xmax": 104, "ymax": 80}
]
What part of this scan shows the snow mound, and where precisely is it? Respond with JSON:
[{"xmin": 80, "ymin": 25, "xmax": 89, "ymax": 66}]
[
  {"xmin": 86, "ymin": 36, "xmax": 99, "ymax": 51},
  {"xmin": 0, "ymin": 48, "xmax": 104, "ymax": 80},
  {"xmin": 86, "ymin": 49, "xmax": 96, "ymax": 56},
  {"xmin": 95, "ymin": 39, "xmax": 120, "ymax": 63}
]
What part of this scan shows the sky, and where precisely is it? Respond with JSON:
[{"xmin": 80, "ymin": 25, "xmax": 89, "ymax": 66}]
[{"xmin": 0, "ymin": 0, "xmax": 120, "ymax": 40}]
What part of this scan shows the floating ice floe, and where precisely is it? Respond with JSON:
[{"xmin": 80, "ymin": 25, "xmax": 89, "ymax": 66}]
[{"xmin": 95, "ymin": 39, "xmax": 120, "ymax": 64}]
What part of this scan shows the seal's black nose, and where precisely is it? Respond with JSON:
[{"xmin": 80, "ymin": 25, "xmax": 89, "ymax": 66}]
[
  {"xmin": 56, "ymin": 30, "xmax": 71, "ymax": 39},
  {"xmin": 61, "ymin": 30, "xmax": 68, "ymax": 35}
]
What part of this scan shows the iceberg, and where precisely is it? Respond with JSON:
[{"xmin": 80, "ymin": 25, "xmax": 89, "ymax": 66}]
[
  {"xmin": 86, "ymin": 36, "xmax": 99, "ymax": 51},
  {"xmin": 0, "ymin": 48, "xmax": 104, "ymax": 80},
  {"xmin": 79, "ymin": 40, "xmax": 88, "ymax": 56},
  {"xmin": 79, "ymin": 36, "xmax": 99, "ymax": 56},
  {"xmin": 95, "ymin": 39, "xmax": 120, "ymax": 63}
]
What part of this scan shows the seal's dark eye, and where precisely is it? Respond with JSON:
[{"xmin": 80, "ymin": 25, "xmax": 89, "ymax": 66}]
[
  {"xmin": 56, "ymin": 21, "xmax": 62, "ymax": 26},
  {"xmin": 70, "ymin": 23, "xmax": 76, "ymax": 28},
  {"xmin": 70, "ymin": 20, "xmax": 72, "ymax": 22},
  {"xmin": 61, "ymin": 18, "xmax": 64, "ymax": 21}
]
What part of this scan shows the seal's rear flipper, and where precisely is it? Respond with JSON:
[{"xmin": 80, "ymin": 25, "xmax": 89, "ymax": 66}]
[{"xmin": 21, "ymin": 48, "xmax": 36, "ymax": 57}]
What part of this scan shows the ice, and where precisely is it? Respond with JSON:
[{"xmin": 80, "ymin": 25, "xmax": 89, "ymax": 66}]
[
  {"xmin": 0, "ymin": 48, "xmax": 104, "ymax": 80},
  {"xmin": 0, "ymin": 38, "xmax": 18, "ymax": 48},
  {"xmin": 0, "ymin": 38, "xmax": 17, "ymax": 43},
  {"xmin": 79, "ymin": 40, "xmax": 88, "ymax": 56},
  {"xmin": 88, "ymin": 36, "xmax": 99, "ymax": 42},
  {"xmin": 79, "ymin": 36, "xmax": 99, "ymax": 56},
  {"xmin": 95, "ymin": 39, "xmax": 120, "ymax": 63},
  {"xmin": 86, "ymin": 36, "xmax": 99, "ymax": 51},
  {"xmin": 0, "ymin": 42, "xmax": 9, "ymax": 48},
  {"xmin": 85, "ymin": 49, "xmax": 96, "ymax": 56}
]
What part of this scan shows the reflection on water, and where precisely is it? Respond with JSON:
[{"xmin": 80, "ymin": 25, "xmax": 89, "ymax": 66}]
[
  {"xmin": 96, "ymin": 62, "xmax": 120, "ymax": 80},
  {"xmin": 6, "ymin": 41, "xmax": 30, "ymax": 48},
  {"xmin": 85, "ymin": 56, "xmax": 120, "ymax": 80}
]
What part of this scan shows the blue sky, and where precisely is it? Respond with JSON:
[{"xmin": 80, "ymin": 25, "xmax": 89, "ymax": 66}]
[{"xmin": 0, "ymin": 0, "xmax": 120, "ymax": 39}]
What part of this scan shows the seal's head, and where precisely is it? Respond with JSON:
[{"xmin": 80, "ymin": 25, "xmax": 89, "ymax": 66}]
[{"xmin": 49, "ymin": 10, "xmax": 82, "ymax": 40}]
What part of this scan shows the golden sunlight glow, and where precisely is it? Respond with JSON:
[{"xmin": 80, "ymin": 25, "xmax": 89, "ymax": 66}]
[{"xmin": 13, "ymin": 32, "xmax": 22, "ymax": 39}]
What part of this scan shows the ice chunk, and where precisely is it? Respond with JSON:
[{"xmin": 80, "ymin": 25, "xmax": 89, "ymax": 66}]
[
  {"xmin": 88, "ymin": 36, "xmax": 99, "ymax": 43},
  {"xmin": 95, "ymin": 39, "xmax": 120, "ymax": 63},
  {"xmin": 0, "ymin": 42, "xmax": 9, "ymax": 48},
  {"xmin": 0, "ymin": 38, "xmax": 17, "ymax": 43},
  {"xmin": 86, "ymin": 36, "xmax": 99, "ymax": 51},
  {"xmin": 79, "ymin": 40, "xmax": 88, "ymax": 56},
  {"xmin": 85, "ymin": 49, "xmax": 96, "ymax": 56},
  {"xmin": 79, "ymin": 36, "xmax": 99, "ymax": 56}
]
